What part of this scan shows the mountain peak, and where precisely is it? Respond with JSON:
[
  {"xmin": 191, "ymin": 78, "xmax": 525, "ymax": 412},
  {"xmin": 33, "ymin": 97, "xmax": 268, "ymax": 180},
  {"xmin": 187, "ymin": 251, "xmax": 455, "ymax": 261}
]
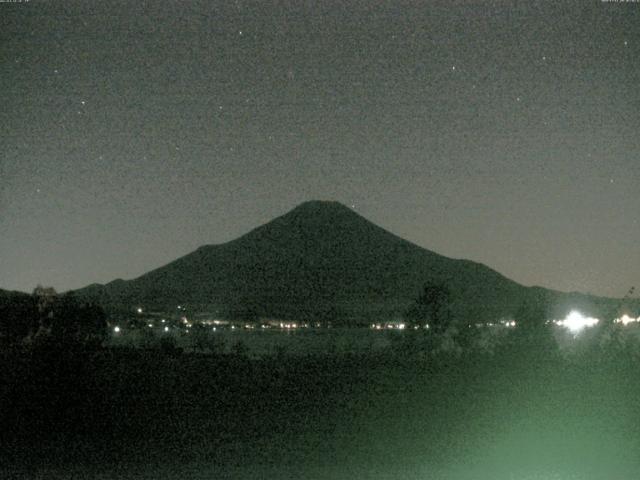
[
  {"xmin": 289, "ymin": 200, "xmax": 355, "ymax": 215},
  {"xmin": 267, "ymin": 200, "xmax": 370, "ymax": 234}
]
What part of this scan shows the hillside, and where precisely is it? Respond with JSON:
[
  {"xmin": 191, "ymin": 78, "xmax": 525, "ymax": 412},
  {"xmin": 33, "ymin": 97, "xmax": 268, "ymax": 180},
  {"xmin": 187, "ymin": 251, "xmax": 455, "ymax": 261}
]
[{"xmin": 73, "ymin": 201, "xmax": 620, "ymax": 324}]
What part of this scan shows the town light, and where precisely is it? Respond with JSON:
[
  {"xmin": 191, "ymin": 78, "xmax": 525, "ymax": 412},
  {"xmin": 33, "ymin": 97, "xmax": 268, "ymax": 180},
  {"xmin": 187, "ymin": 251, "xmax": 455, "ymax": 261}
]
[
  {"xmin": 615, "ymin": 314, "xmax": 640, "ymax": 326},
  {"xmin": 555, "ymin": 311, "xmax": 599, "ymax": 334},
  {"xmin": 114, "ymin": 326, "xmax": 121, "ymax": 333}
]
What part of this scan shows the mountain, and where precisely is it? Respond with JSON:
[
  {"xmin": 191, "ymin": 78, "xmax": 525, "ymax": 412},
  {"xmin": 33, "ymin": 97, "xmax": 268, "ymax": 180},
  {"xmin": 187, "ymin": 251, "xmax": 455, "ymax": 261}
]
[{"xmin": 73, "ymin": 201, "xmax": 622, "ymax": 324}]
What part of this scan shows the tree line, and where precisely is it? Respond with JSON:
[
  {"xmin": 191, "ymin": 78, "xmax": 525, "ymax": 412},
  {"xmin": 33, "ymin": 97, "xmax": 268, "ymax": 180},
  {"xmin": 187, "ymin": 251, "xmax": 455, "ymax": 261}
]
[{"xmin": 0, "ymin": 286, "xmax": 107, "ymax": 349}]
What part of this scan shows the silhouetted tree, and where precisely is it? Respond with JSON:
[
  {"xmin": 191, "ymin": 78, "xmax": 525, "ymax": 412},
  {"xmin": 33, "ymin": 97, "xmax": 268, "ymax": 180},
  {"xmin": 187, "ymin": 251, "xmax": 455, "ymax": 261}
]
[
  {"xmin": 1, "ymin": 288, "xmax": 109, "ymax": 349},
  {"xmin": 514, "ymin": 298, "xmax": 548, "ymax": 333},
  {"xmin": 0, "ymin": 292, "xmax": 37, "ymax": 344},
  {"xmin": 47, "ymin": 294, "xmax": 108, "ymax": 348},
  {"xmin": 405, "ymin": 281, "xmax": 452, "ymax": 333},
  {"xmin": 511, "ymin": 297, "xmax": 556, "ymax": 354}
]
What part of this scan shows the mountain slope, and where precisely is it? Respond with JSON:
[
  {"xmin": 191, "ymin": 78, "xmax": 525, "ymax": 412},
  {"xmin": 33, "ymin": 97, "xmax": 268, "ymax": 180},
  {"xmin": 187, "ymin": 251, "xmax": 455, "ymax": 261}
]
[
  {"xmin": 0, "ymin": 289, "xmax": 31, "ymax": 301},
  {"xmin": 73, "ymin": 201, "xmax": 619, "ymax": 323}
]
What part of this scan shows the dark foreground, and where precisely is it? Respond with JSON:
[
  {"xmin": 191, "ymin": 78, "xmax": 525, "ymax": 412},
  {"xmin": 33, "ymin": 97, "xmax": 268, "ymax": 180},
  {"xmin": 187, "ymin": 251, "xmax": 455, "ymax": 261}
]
[{"xmin": 2, "ymin": 341, "xmax": 640, "ymax": 479}]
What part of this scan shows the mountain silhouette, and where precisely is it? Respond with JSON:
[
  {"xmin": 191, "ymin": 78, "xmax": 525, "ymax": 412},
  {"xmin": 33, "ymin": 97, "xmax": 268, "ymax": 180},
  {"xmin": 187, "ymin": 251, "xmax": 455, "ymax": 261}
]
[{"xmin": 73, "ymin": 201, "xmax": 619, "ymax": 324}]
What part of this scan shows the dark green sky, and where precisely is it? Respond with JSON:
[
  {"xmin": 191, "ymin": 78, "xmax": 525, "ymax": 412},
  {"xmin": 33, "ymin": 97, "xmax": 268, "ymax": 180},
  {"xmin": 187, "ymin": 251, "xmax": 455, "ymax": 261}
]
[{"xmin": 1, "ymin": 0, "xmax": 638, "ymax": 297}]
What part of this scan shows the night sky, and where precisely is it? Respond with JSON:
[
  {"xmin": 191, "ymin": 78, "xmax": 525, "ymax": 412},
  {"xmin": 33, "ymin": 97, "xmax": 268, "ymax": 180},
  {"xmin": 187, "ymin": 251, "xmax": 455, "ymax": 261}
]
[{"xmin": 1, "ymin": 1, "xmax": 638, "ymax": 297}]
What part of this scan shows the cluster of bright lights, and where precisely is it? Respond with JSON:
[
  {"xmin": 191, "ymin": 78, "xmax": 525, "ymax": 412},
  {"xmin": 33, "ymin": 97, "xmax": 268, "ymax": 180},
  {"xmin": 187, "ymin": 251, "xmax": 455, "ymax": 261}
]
[
  {"xmin": 370, "ymin": 323, "xmax": 409, "ymax": 330},
  {"xmin": 554, "ymin": 311, "xmax": 599, "ymax": 334},
  {"xmin": 278, "ymin": 322, "xmax": 298, "ymax": 329},
  {"xmin": 472, "ymin": 321, "xmax": 514, "ymax": 328},
  {"xmin": 615, "ymin": 314, "xmax": 640, "ymax": 326}
]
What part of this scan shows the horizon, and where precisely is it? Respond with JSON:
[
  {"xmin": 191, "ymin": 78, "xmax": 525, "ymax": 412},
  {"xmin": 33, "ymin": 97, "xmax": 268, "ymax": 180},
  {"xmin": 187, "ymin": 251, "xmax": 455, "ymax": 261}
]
[{"xmin": 2, "ymin": 1, "xmax": 638, "ymax": 297}]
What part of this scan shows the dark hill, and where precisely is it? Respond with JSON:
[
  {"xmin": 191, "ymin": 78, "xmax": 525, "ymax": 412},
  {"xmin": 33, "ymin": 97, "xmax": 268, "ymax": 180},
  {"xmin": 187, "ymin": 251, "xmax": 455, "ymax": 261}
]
[
  {"xmin": 73, "ymin": 201, "xmax": 620, "ymax": 324},
  {"xmin": 0, "ymin": 289, "xmax": 31, "ymax": 303}
]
